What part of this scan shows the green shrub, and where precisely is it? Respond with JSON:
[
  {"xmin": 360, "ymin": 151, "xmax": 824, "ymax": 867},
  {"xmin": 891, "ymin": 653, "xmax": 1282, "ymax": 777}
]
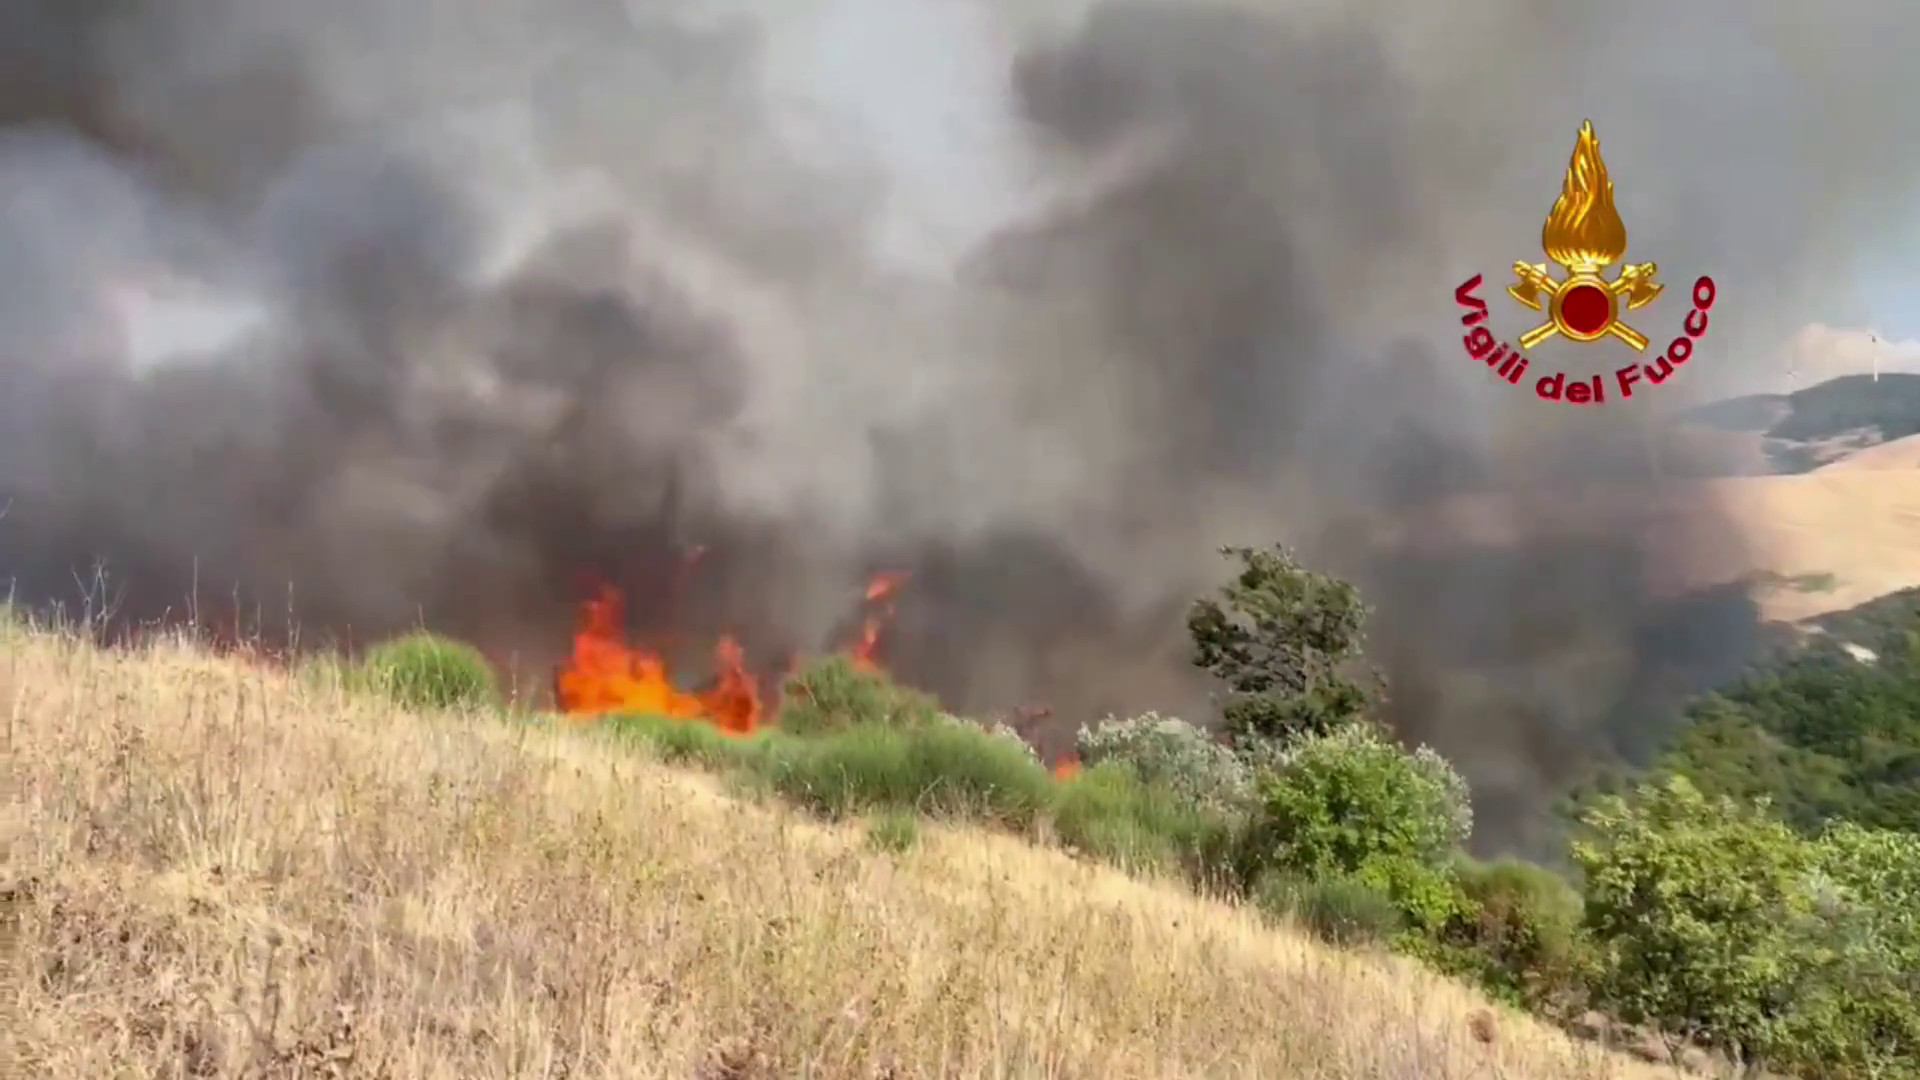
[
  {"xmin": 604, "ymin": 712, "xmax": 769, "ymax": 770},
  {"xmin": 1048, "ymin": 760, "xmax": 1243, "ymax": 881},
  {"xmin": 866, "ymin": 810, "xmax": 920, "ymax": 854},
  {"xmin": 1573, "ymin": 775, "xmax": 1823, "ymax": 1066},
  {"xmin": 1813, "ymin": 824, "xmax": 1920, "ymax": 970},
  {"xmin": 1576, "ymin": 778, "xmax": 1920, "ymax": 1076},
  {"xmin": 1245, "ymin": 725, "xmax": 1471, "ymax": 873},
  {"xmin": 778, "ymin": 655, "xmax": 941, "ymax": 735},
  {"xmin": 1254, "ymin": 871, "xmax": 1405, "ymax": 947},
  {"xmin": 1438, "ymin": 857, "xmax": 1590, "ymax": 1009},
  {"xmin": 1786, "ymin": 824, "xmax": 1920, "ymax": 1079},
  {"xmin": 1353, "ymin": 853, "xmax": 1473, "ymax": 936},
  {"xmin": 759, "ymin": 719, "xmax": 1053, "ymax": 826},
  {"xmin": 360, "ymin": 631, "xmax": 498, "ymax": 710},
  {"xmin": 1074, "ymin": 711, "xmax": 1253, "ymax": 814},
  {"xmin": 1239, "ymin": 725, "xmax": 1472, "ymax": 934},
  {"xmin": 941, "ymin": 714, "xmax": 1041, "ymax": 763}
]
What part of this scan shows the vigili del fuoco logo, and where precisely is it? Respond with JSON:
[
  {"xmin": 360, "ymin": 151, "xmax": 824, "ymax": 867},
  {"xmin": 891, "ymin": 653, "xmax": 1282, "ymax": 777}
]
[{"xmin": 1452, "ymin": 120, "xmax": 1716, "ymax": 405}]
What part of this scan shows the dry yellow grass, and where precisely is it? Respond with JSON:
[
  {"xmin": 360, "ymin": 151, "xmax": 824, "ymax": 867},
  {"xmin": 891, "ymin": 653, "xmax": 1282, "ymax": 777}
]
[
  {"xmin": 1708, "ymin": 470, "xmax": 1920, "ymax": 621},
  {"xmin": 0, "ymin": 626, "xmax": 1673, "ymax": 1079}
]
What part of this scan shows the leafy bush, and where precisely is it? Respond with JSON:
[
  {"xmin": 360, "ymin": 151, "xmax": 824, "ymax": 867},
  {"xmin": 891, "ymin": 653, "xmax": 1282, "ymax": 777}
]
[
  {"xmin": 941, "ymin": 713, "xmax": 1040, "ymax": 763},
  {"xmin": 1241, "ymin": 725, "xmax": 1472, "ymax": 932},
  {"xmin": 1187, "ymin": 544, "xmax": 1379, "ymax": 749},
  {"xmin": 1814, "ymin": 823, "xmax": 1920, "ymax": 960},
  {"xmin": 360, "ymin": 631, "xmax": 498, "ymax": 710},
  {"xmin": 1787, "ymin": 824, "xmax": 1920, "ymax": 1078},
  {"xmin": 1573, "ymin": 775, "xmax": 1823, "ymax": 1065},
  {"xmin": 1074, "ymin": 711, "xmax": 1252, "ymax": 814},
  {"xmin": 1437, "ymin": 857, "xmax": 1590, "ymax": 1009},
  {"xmin": 1048, "ymin": 760, "xmax": 1243, "ymax": 882},
  {"xmin": 1253, "ymin": 871, "xmax": 1405, "ymax": 947},
  {"xmin": 759, "ymin": 719, "xmax": 1054, "ymax": 827},
  {"xmin": 1576, "ymin": 776, "xmax": 1920, "ymax": 1076},
  {"xmin": 1244, "ymin": 725, "xmax": 1472, "ymax": 873},
  {"xmin": 778, "ymin": 655, "xmax": 942, "ymax": 735}
]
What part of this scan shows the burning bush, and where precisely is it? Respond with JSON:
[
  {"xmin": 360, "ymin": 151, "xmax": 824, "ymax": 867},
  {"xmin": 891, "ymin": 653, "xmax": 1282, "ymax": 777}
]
[
  {"xmin": 360, "ymin": 631, "xmax": 499, "ymax": 711},
  {"xmin": 551, "ymin": 571, "xmax": 916, "ymax": 738},
  {"xmin": 557, "ymin": 584, "xmax": 763, "ymax": 734}
]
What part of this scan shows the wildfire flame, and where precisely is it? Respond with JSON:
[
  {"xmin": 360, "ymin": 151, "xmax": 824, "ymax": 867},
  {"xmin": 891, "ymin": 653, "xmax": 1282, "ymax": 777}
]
[
  {"xmin": 851, "ymin": 570, "xmax": 909, "ymax": 672},
  {"xmin": 555, "ymin": 584, "xmax": 763, "ymax": 733},
  {"xmin": 1541, "ymin": 119, "xmax": 1628, "ymax": 272},
  {"xmin": 554, "ymin": 569, "xmax": 1098, "ymax": 789},
  {"xmin": 555, "ymin": 570, "xmax": 911, "ymax": 732}
]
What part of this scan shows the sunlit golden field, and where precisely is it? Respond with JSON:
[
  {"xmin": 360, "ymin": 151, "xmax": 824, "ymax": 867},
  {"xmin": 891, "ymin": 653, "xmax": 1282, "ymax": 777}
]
[{"xmin": 0, "ymin": 626, "xmax": 1677, "ymax": 1079}]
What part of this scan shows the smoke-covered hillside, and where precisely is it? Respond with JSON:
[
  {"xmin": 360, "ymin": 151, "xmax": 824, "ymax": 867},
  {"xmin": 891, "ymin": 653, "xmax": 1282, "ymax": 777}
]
[{"xmin": 6, "ymin": 0, "xmax": 1920, "ymax": 850}]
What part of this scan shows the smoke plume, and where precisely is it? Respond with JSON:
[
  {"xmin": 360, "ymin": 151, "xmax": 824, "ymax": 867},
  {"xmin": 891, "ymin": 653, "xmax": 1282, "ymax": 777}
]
[{"xmin": 3, "ymin": 0, "xmax": 1915, "ymax": 851}]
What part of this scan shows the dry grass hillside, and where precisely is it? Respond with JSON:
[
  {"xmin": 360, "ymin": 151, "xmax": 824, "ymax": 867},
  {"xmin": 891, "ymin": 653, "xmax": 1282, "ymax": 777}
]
[
  {"xmin": 1710, "ymin": 469, "xmax": 1920, "ymax": 621},
  {"xmin": 0, "ymin": 625, "xmax": 1675, "ymax": 1079}
]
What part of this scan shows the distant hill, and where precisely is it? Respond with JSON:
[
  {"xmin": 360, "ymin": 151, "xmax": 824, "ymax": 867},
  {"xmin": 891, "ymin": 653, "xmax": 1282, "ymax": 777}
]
[
  {"xmin": 1569, "ymin": 582, "xmax": 1920, "ymax": 839},
  {"xmin": 1684, "ymin": 391, "xmax": 1793, "ymax": 434},
  {"xmin": 1685, "ymin": 373, "xmax": 1920, "ymax": 473}
]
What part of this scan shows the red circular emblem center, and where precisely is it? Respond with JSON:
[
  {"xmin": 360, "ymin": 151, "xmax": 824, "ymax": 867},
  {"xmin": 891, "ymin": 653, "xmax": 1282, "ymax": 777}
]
[{"xmin": 1559, "ymin": 283, "xmax": 1612, "ymax": 336}]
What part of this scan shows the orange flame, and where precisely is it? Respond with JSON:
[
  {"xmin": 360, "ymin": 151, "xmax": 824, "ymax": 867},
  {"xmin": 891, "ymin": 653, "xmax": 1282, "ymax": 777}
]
[
  {"xmin": 865, "ymin": 571, "xmax": 909, "ymax": 602},
  {"xmin": 556, "ymin": 569, "xmax": 914, "ymax": 731},
  {"xmin": 850, "ymin": 571, "xmax": 909, "ymax": 672},
  {"xmin": 555, "ymin": 584, "xmax": 762, "ymax": 734},
  {"xmin": 1052, "ymin": 755, "xmax": 1081, "ymax": 781}
]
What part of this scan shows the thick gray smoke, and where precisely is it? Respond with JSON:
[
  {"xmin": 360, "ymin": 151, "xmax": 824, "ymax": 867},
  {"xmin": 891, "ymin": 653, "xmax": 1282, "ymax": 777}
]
[{"xmin": 3, "ymin": 0, "xmax": 1915, "ymax": 851}]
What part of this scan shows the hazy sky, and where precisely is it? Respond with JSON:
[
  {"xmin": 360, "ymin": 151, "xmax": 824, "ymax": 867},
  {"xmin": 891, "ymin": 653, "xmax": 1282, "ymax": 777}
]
[
  {"xmin": 90, "ymin": 0, "xmax": 1920, "ymax": 394},
  {"xmin": 663, "ymin": 0, "xmax": 1920, "ymax": 394}
]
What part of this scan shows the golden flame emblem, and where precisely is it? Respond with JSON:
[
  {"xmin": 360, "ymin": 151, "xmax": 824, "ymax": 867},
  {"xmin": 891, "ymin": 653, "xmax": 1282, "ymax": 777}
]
[
  {"xmin": 1507, "ymin": 120, "xmax": 1663, "ymax": 351},
  {"xmin": 1543, "ymin": 121, "xmax": 1627, "ymax": 271}
]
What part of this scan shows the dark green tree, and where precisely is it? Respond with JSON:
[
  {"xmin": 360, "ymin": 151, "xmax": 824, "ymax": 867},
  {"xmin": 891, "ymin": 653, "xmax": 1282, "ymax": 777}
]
[{"xmin": 1187, "ymin": 544, "xmax": 1379, "ymax": 750}]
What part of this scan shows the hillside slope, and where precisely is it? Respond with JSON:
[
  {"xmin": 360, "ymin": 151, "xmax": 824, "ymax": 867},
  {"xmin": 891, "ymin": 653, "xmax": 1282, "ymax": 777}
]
[
  {"xmin": 1814, "ymin": 432, "xmax": 1920, "ymax": 472},
  {"xmin": 1709, "ymin": 471, "xmax": 1920, "ymax": 621},
  {"xmin": 0, "ymin": 628, "xmax": 1669, "ymax": 1079},
  {"xmin": 1683, "ymin": 372, "xmax": 1920, "ymax": 473}
]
